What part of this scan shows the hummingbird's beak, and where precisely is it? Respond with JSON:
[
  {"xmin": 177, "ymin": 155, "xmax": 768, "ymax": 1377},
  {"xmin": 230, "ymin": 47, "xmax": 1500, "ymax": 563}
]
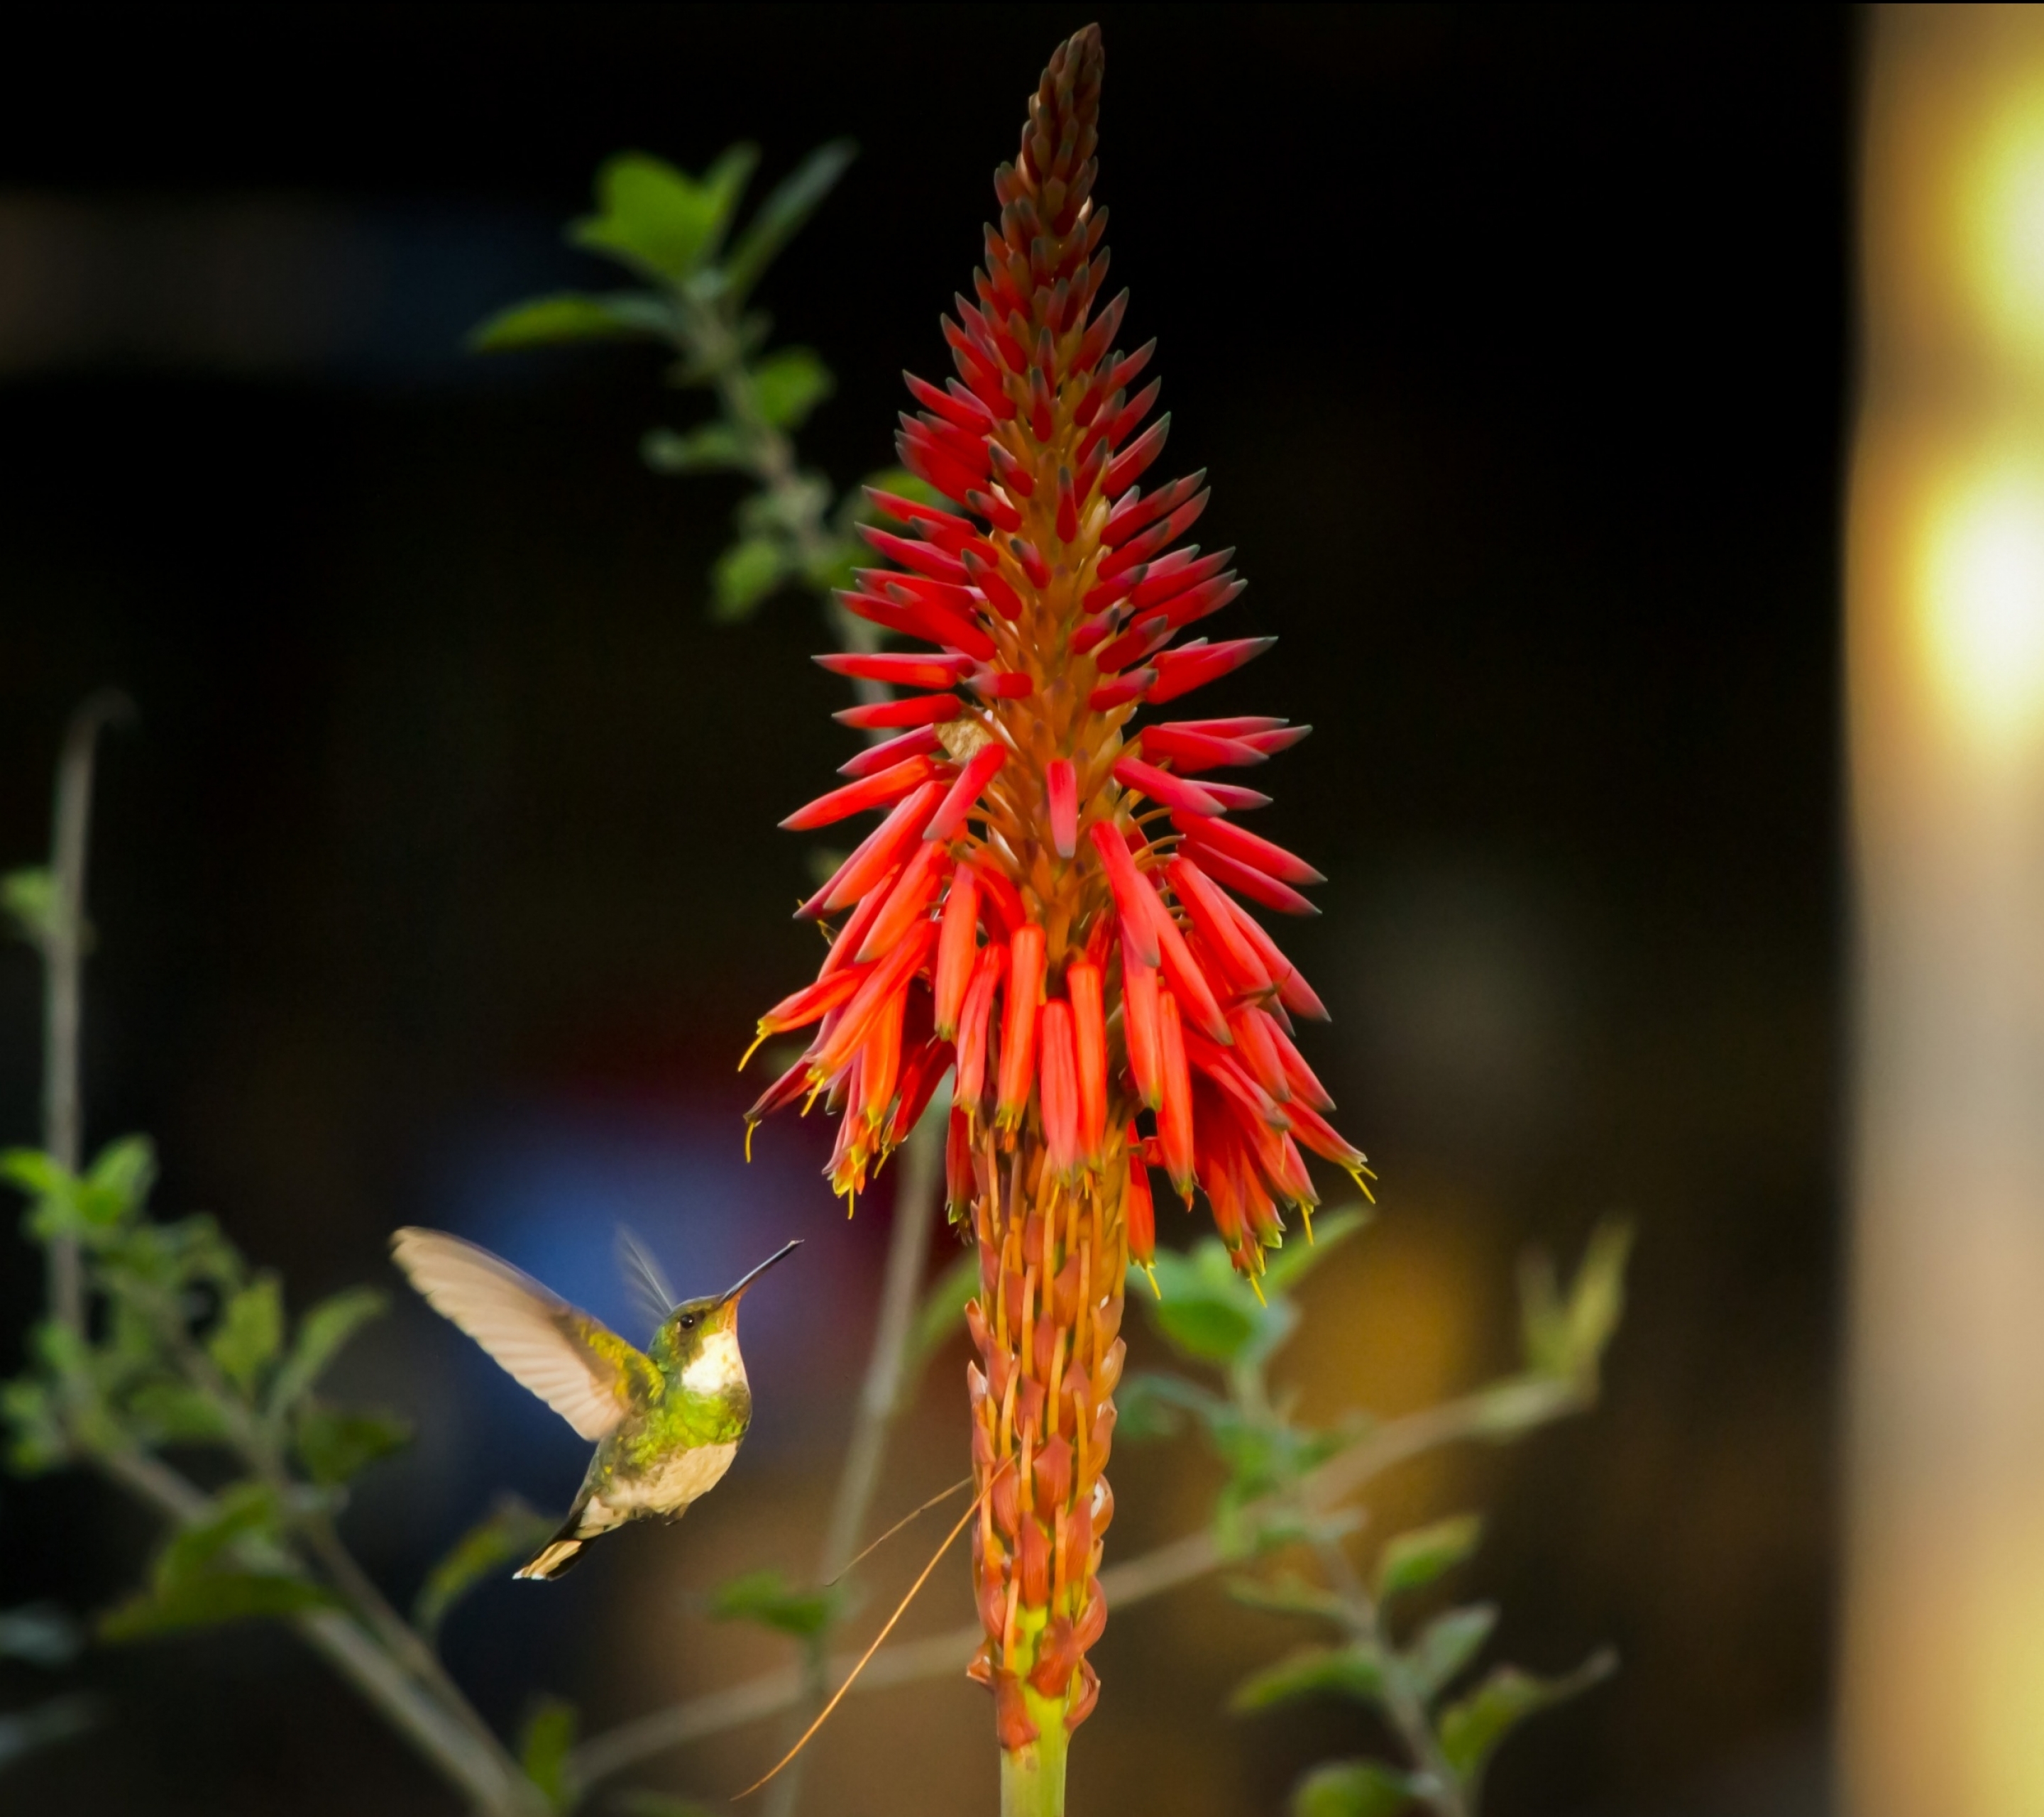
[{"xmin": 718, "ymin": 1239, "xmax": 801, "ymax": 1306}]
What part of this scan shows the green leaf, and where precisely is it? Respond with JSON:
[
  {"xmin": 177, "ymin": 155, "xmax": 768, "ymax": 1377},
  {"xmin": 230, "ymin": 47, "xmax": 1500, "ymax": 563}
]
[
  {"xmin": 0, "ymin": 1602, "xmax": 84, "ymax": 1667},
  {"xmin": 723, "ymin": 140, "xmax": 856, "ymax": 301},
  {"xmin": 749, "ymin": 346, "xmax": 834, "ymax": 429},
  {"xmin": 155, "ymin": 1483, "xmax": 280, "ymax": 1588},
  {"xmin": 84, "ymin": 1136, "xmax": 156, "ymax": 1222},
  {"xmin": 1231, "ymin": 1642, "xmax": 1388, "ymax": 1713},
  {"xmin": 1375, "ymin": 1515, "xmax": 1483, "ymax": 1603},
  {"xmin": 99, "ymin": 1570, "xmax": 336, "ymax": 1641},
  {"xmin": 1290, "ymin": 1760, "xmax": 1419, "ymax": 1817},
  {"xmin": 207, "ymin": 1275, "xmax": 283, "ymax": 1393},
  {"xmin": 710, "ymin": 537, "xmax": 791, "ymax": 622},
  {"xmin": 1, "ymin": 867, "xmax": 57, "ymax": 945},
  {"xmin": 1436, "ymin": 1648, "xmax": 1617, "ymax": 1789},
  {"xmin": 123, "ymin": 1380, "xmax": 235, "ymax": 1444},
  {"xmin": 910, "ymin": 1252, "xmax": 979, "ymax": 1373},
  {"xmin": 1226, "ymin": 1571, "xmax": 1350, "ymax": 1624},
  {"xmin": 520, "ymin": 1696, "xmax": 579, "ymax": 1812},
  {"xmin": 1402, "ymin": 1603, "xmax": 1498, "ymax": 1701},
  {"xmin": 267, "ymin": 1287, "xmax": 388, "ymax": 1417},
  {"xmin": 414, "ymin": 1495, "xmax": 559, "ymax": 1640},
  {"xmin": 571, "ymin": 146, "xmax": 757, "ymax": 282},
  {"xmin": 293, "ymin": 1403, "xmax": 411, "ymax": 1486},
  {"xmin": 1, "ymin": 1373, "xmax": 67, "ymax": 1473},
  {"xmin": 642, "ymin": 423, "xmax": 745, "ymax": 474},
  {"xmin": 705, "ymin": 1568, "xmax": 842, "ymax": 1640},
  {"xmin": 470, "ymin": 290, "xmax": 676, "ymax": 351},
  {"xmin": 1260, "ymin": 1207, "xmax": 1372, "ymax": 1295},
  {"xmin": 1521, "ymin": 1217, "xmax": 1631, "ymax": 1386},
  {"xmin": 0, "ymin": 1148, "xmax": 65, "ymax": 1201},
  {"xmin": 1137, "ymin": 1245, "xmax": 1263, "ymax": 1365}
]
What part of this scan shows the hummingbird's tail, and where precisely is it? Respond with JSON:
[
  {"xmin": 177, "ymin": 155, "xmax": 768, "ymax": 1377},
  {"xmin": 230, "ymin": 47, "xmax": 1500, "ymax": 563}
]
[{"xmin": 515, "ymin": 1518, "xmax": 588, "ymax": 1581}]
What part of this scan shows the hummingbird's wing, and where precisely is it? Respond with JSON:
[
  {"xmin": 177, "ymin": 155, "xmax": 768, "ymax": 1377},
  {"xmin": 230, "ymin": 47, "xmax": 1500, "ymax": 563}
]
[
  {"xmin": 615, "ymin": 1225, "xmax": 678, "ymax": 1336},
  {"xmin": 390, "ymin": 1228, "xmax": 658, "ymax": 1441}
]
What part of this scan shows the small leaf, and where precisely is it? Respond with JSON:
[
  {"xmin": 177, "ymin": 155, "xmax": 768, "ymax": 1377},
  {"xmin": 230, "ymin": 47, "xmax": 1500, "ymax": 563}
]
[
  {"xmin": 571, "ymin": 147, "xmax": 757, "ymax": 281},
  {"xmin": 0, "ymin": 1148, "xmax": 65, "ymax": 1200},
  {"xmin": 0, "ymin": 1602, "xmax": 84, "ymax": 1667},
  {"xmin": 710, "ymin": 537, "xmax": 790, "ymax": 622},
  {"xmin": 123, "ymin": 1380, "xmax": 235, "ymax": 1444},
  {"xmin": 101, "ymin": 1571, "xmax": 336, "ymax": 1641},
  {"xmin": 1374, "ymin": 1515, "xmax": 1483, "ymax": 1603},
  {"xmin": 1, "ymin": 1374, "xmax": 67, "ymax": 1473},
  {"xmin": 520, "ymin": 1695, "xmax": 579, "ymax": 1812},
  {"xmin": 749, "ymin": 346, "xmax": 834, "ymax": 430},
  {"xmin": 1136, "ymin": 1246, "xmax": 1262, "ymax": 1365},
  {"xmin": 155, "ymin": 1482, "xmax": 280, "ymax": 1588},
  {"xmin": 1402, "ymin": 1603, "xmax": 1498, "ymax": 1701},
  {"xmin": 705, "ymin": 1568, "xmax": 842, "ymax": 1640},
  {"xmin": 207, "ymin": 1275, "xmax": 283, "ymax": 1393},
  {"xmin": 723, "ymin": 140, "xmax": 857, "ymax": 301},
  {"xmin": 267, "ymin": 1287, "xmax": 388, "ymax": 1417},
  {"xmin": 1521, "ymin": 1217, "xmax": 1632, "ymax": 1385},
  {"xmin": 1436, "ymin": 1648, "xmax": 1617, "ymax": 1787},
  {"xmin": 414, "ymin": 1495, "xmax": 559, "ymax": 1640},
  {"xmin": 293, "ymin": 1403, "xmax": 412, "ymax": 1486},
  {"xmin": 1260, "ymin": 1207, "xmax": 1372, "ymax": 1295},
  {"xmin": 1231, "ymin": 1642, "xmax": 1387, "ymax": 1713},
  {"xmin": 1, "ymin": 867, "xmax": 57, "ymax": 945},
  {"xmin": 1226, "ymin": 1571, "xmax": 1349, "ymax": 1624},
  {"xmin": 83, "ymin": 1135, "xmax": 157, "ymax": 1222},
  {"xmin": 470, "ymin": 290, "xmax": 676, "ymax": 351},
  {"xmin": 642, "ymin": 423, "xmax": 745, "ymax": 474},
  {"xmin": 1290, "ymin": 1760, "xmax": 1419, "ymax": 1817},
  {"xmin": 909, "ymin": 1252, "xmax": 979, "ymax": 1373}
]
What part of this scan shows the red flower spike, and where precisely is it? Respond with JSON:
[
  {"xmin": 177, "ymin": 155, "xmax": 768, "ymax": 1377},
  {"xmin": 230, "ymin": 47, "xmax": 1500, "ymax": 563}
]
[
  {"xmin": 1123, "ymin": 954, "xmax": 1164, "ymax": 1110},
  {"xmin": 806, "ymin": 921, "xmax": 935, "ymax": 1082},
  {"xmin": 1216, "ymin": 889, "xmax": 1331, "ymax": 1019},
  {"xmin": 833, "ymin": 695, "xmax": 963, "ymax": 730},
  {"xmin": 1111, "ymin": 756, "xmax": 1224, "ymax": 818},
  {"xmin": 839, "ymin": 725, "xmax": 943, "ymax": 778},
  {"xmin": 1123, "ymin": 1146, "xmax": 1156, "ymax": 1268},
  {"xmin": 818, "ymin": 866, "xmax": 903, "ymax": 980},
  {"xmin": 955, "ymin": 940, "xmax": 1007, "ymax": 1110},
  {"xmin": 1087, "ymin": 671, "xmax": 1153, "ymax": 712},
  {"xmin": 934, "ymin": 865, "xmax": 982, "ymax": 1039},
  {"xmin": 745, "ymin": 966, "xmax": 869, "ymax": 1060},
  {"xmin": 798, "ymin": 781, "xmax": 942, "ymax": 919},
  {"xmin": 927, "ymin": 742, "xmax": 1009, "ymax": 843},
  {"xmin": 1179, "ymin": 836, "xmax": 1321, "ymax": 917},
  {"xmin": 781, "ymin": 754, "xmax": 940, "ymax": 832},
  {"xmin": 1047, "ymin": 758, "xmax": 1079, "ymax": 858},
  {"xmin": 960, "ymin": 546, "xmax": 1024, "ymax": 620},
  {"xmin": 814, "ymin": 651, "xmax": 972, "ymax": 690},
  {"xmin": 1146, "ymin": 636, "xmax": 1276, "ymax": 705},
  {"xmin": 856, "ymin": 838, "xmax": 950, "ymax": 962},
  {"xmin": 1155, "ymin": 989, "xmax": 1196, "ymax": 1196},
  {"xmin": 1172, "ymin": 811, "xmax": 1325, "ymax": 887},
  {"xmin": 750, "ymin": 25, "xmax": 1370, "ymax": 1755},
  {"xmin": 996, "ymin": 924, "xmax": 1046, "ymax": 1130},
  {"xmin": 1038, "ymin": 999, "xmax": 1080, "ymax": 1178},
  {"xmin": 1067, "ymin": 958, "xmax": 1109, "ymax": 1160}
]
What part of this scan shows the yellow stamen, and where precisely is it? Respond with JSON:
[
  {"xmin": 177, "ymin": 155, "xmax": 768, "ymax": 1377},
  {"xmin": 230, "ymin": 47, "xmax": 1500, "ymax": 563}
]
[
  {"xmin": 738, "ymin": 1025, "xmax": 771, "ymax": 1071},
  {"xmin": 1141, "ymin": 1261, "xmax": 1160, "ymax": 1298}
]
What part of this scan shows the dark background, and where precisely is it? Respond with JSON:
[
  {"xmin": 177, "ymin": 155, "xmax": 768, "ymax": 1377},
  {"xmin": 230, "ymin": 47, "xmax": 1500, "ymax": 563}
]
[{"xmin": 0, "ymin": 6, "xmax": 1850, "ymax": 1813}]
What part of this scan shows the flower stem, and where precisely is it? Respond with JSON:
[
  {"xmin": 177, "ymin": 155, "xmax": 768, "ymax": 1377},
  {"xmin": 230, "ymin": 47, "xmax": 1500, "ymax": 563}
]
[{"xmin": 1000, "ymin": 1685, "xmax": 1072, "ymax": 1817}]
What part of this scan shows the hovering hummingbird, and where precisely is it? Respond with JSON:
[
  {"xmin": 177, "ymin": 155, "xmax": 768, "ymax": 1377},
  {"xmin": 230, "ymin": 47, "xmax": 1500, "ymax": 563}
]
[{"xmin": 390, "ymin": 1226, "xmax": 801, "ymax": 1580}]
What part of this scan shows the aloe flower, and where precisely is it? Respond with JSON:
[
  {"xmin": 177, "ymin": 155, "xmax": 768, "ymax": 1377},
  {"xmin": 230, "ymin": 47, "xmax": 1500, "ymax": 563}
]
[{"xmin": 745, "ymin": 25, "xmax": 1368, "ymax": 1809}]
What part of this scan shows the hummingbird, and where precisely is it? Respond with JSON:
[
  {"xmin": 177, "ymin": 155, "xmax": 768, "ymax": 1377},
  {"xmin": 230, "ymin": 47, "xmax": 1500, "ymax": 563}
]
[{"xmin": 390, "ymin": 1226, "xmax": 801, "ymax": 1580}]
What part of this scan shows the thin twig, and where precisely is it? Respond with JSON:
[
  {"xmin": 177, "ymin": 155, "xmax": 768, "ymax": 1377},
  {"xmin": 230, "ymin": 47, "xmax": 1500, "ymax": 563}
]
[
  {"xmin": 42, "ymin": 689, "xmax": 131, "ymax": 1333},
  {"xmin": 569, "ymin": 1370, "xmax": 1593, "ymax": 1787}
]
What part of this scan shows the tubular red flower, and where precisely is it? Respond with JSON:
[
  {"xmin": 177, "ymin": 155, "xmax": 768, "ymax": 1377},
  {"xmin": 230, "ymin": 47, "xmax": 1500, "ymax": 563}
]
[
  {"xmin": 1067, "ymin": 958, "xmax": 1108, "ymax": 1162},
  {"xmin": 781, "ymin": 754, "xmax": 940, "ymax": 830},
  {"xmin": 955, "ymin": 940, "xmax": 1007, "ymax": 1111},
  {"xmin": 996, "ymin": 924, "xmax": 1046, "ymax": 1129},
  {"xmin": 1038, "ymin": 999, "xmax": 1080, "ymax": 1178},
  {"xmin": 926, "ymin": 742, "xmax": 1009, "ymax": 843},
  {"xmin": 933, "ymin": 864, "xmax": 982, "ymax": 1039}
]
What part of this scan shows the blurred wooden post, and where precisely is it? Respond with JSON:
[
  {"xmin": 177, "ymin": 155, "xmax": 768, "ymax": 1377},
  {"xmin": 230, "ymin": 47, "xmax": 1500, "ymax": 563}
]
[{"xmin": 1846, "ymin": 9, "xmax": 2044, "ymax": 1813}]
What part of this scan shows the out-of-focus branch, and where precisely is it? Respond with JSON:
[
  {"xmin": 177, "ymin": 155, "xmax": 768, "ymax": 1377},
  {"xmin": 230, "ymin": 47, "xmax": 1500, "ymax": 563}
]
[
  {"xmin": 40, "ymin": 689, "xmax": 130, "ymax": 1334},
  {"xmin": 571, "ymin": 1368, "xmax": 1593, "ymax": 1787}
]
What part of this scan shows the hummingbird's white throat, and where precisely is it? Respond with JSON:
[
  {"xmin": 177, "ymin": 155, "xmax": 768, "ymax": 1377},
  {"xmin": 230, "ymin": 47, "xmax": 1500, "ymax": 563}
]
[{"xmin": 681, "ymin": 1325, "xmax": 747, "ymax": 1395}]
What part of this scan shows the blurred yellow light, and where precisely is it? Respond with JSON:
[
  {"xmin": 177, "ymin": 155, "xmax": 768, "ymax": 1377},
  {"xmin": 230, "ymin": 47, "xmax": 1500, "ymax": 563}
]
[
  {"xmin": 1920, "ymin": 457, "xmax": 2044, "ymax": 747},
  {"xmin": 1969, "ymin": 93, "xmax": 2044, "ymax": 350}
]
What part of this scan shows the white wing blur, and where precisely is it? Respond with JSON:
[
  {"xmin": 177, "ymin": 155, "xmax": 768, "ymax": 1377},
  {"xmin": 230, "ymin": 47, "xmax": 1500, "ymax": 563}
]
[{"xmin": 390, "ymin": 1228, "xmax": 643, "ymax": 1440}]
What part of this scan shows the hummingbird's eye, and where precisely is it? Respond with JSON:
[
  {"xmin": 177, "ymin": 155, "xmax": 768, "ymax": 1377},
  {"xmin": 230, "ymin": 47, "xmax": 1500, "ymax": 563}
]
[{"xmin": 680, "ymin": 1314, "xmax": 696, "ymax": 1329}]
